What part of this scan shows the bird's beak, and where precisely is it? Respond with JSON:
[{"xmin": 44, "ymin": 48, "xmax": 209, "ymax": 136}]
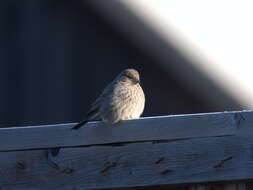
[{"xmin": 133, "ymin": 78, "xmax": 140, "ymax": 84}]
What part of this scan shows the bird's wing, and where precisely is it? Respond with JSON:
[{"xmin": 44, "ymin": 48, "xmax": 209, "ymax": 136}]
[
  {"xmin": 72, "ymin": 81, "xmax": 116, "ymax": 130},
  {"xmin": 89, "ymin": 80, "xmax": 116, "ymax": 113},
  {"xmin": 71, "ymin": 102, "xmax": 100, "ymax": 130}
]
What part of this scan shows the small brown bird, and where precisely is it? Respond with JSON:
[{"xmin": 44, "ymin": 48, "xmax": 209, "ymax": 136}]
[
  {"xmin": 48, "ymin": 68, "xmax": 145, "ymax": 158},
  {"xmin": 72, "ymin": 68, "xmax": 145, "ymax": 130}
]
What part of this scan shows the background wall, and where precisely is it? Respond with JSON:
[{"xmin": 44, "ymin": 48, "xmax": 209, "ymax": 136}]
[{"xmin": 0, "ymin": 0, "xmax": 243, "ymax": 127}]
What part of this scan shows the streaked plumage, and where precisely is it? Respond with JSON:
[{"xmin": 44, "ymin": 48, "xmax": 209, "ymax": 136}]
[{"xmin": 72, "ymin": 68, "xmax": 145, "ymax": 130}]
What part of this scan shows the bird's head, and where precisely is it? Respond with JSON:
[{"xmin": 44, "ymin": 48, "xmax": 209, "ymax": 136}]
[{"xmin": 118, "ymin": 68, "xmax": 140, "ymax": 85}]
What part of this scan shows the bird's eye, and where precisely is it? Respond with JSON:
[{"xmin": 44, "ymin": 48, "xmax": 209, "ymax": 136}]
[{"xmin": 126, "ymin": 74, "xmax": 134, "ymax": 79}]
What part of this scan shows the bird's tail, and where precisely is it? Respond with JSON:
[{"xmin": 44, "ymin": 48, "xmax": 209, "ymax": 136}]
[
  {"xmin": 71, "ymin": 120, "xmax": 88, "ymax": 130},
  {"xmin": 72, "ymin": 106, "xmax": 99, "ymax": 130}
]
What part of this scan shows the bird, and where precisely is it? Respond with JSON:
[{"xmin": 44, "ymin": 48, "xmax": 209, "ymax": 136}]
[
  {"xmin": 72, "ymin": 68, "xmax": 145, "ymax": 130},
  {"xmin": 48, "ymin": 68, "xmax": 145, "ymax": 158}
]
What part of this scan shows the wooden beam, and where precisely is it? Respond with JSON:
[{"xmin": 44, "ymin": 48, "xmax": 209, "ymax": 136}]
[
  {"xmin": 1, "ymin": 110, "xmax": 253, "ymax": 152},
  {"xmin": 1, "ymin": 135, "xmax": 253, "ymax": 190}
]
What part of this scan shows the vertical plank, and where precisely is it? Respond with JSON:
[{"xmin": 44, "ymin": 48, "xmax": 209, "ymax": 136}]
[
  {"xmin": 224, "ymin": 184, "xmax": 238, "ymax": 190},
  {"xmin": 246, "ymin": 182, "xmax": 253, "ymax": 190},
  {"xmin": 237, "ymin": 183, "xmax": 246, "ymax": 190},
  {"xmin": 224, "ymin": 183, "xmax": 246, "ymax": 190},
  {"xmin": 188, "ymin": 183, "xmax": 246, "ymax": 190},
  {"xmin": 188, "ymin": 185, "xmax": 207, "ymax": 190}
]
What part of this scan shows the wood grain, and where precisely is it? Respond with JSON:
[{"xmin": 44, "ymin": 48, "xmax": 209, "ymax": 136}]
[
  {"xmin": 2, "ymin": 110, "xmax": 252, "ymax": 152},
  {"xmin": 1, "ymin": 135, "xmax": 253, "ymax": 190}
]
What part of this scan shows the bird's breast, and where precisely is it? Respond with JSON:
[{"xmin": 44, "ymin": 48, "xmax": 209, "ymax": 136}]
[{"xmin": 112, "ymin": 83, "xmax": 145, "ymax": 121}]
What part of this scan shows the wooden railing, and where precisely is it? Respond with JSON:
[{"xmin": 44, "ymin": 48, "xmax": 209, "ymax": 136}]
[{"xmin": 1, "ymin": 110, "xmax": 253, "ymax": 190}]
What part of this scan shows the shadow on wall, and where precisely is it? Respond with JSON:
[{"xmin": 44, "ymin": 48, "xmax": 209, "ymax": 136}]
[{"xmin": 0, "ymin": 0, "xmax": 243, "ymax": 127}]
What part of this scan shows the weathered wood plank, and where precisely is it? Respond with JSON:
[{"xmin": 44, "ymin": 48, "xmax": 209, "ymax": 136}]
[
  {"xmin": 1, "ymin": 135, "xmax": 253, "ymax": 190},
  {"xmin": 2, "ymin": 110, "xmax": 252, "ymax": 151}
]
